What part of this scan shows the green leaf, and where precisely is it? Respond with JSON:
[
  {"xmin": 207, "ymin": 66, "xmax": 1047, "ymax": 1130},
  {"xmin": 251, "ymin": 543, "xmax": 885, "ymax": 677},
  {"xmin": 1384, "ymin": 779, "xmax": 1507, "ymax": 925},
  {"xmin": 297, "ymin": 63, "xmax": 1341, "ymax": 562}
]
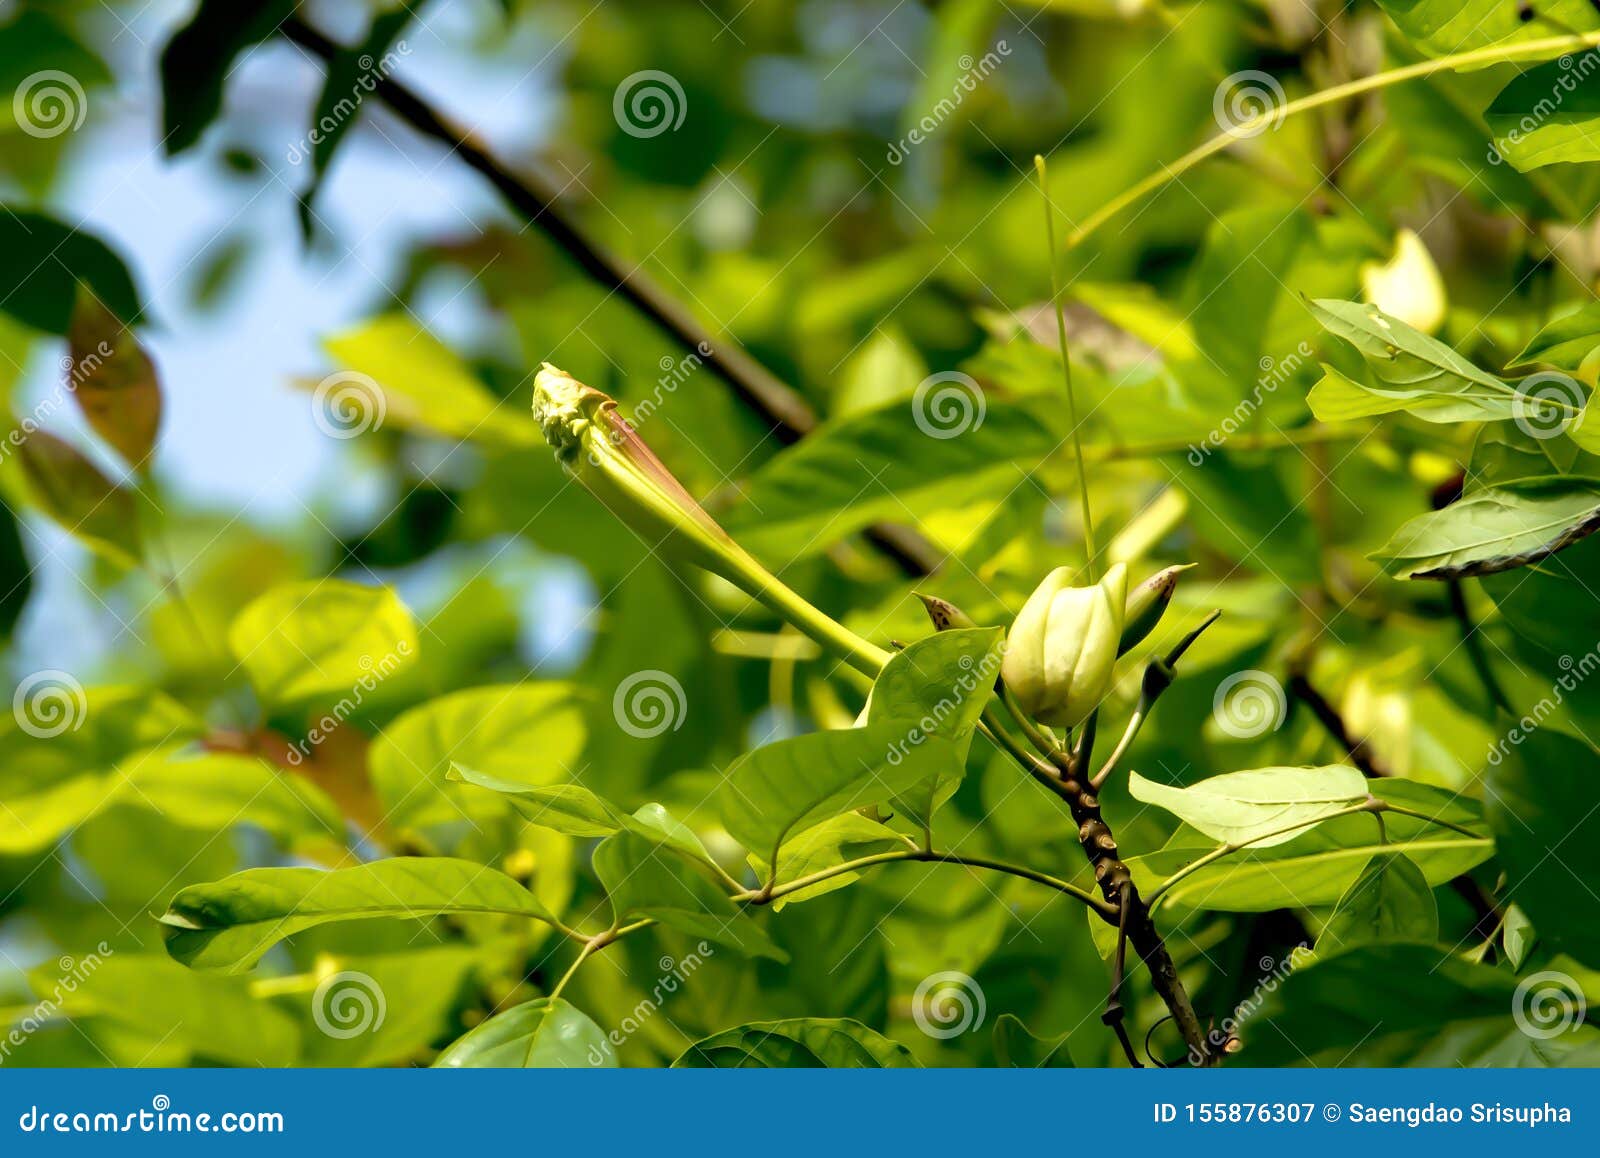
[
  {"xmin": 1511, "ymin": 300, "xmax": 1600, "ymax": 370},
  {"xmin": 1139, "ymin": 781, "xmax": 1492, "ymax": 911},
  {"xmin": 66, "ymin": 288, "xmax": 161, "ymax": 467},
  {"xmin": 433, "ymin": 997, "xmax": 615, "ymax": 1068},
  {"xmin": 749, "ymin": 812, "xmax": 902, "ymax": 907},
  {"xmin": 672, "ymin": 1018, "xmax": 918, "ymax": 1067},
  {"xmin": 115, "ymin": 749, "xmax": 343, "ymax": 848},
  {"xmin": 160, "ymin": 0, "xmax": 298, "ymax": 156},
  {"xmin": 1128, "ymin": 765, "xmax": 1370, "ymax": 847},
  {"xmin": 160, "ymin": 858, "xmax": 561, "ymax": 973},
  {"xmin": 592, "ymin": 831, "xmax": 785, "ymax": 960},
  {"xmin": 868, "ymin": 627, "xmax": 1003, "ymax": 829},
  {"xmin": 49, "ymin": 955, "xmax": 299, "ymax": 1067},
  {"xmin": 321, "ymin": 314, "xmax": 542, "ymax": 446},
  {"xmin": 992, "ymin": 1013, "xmax": 1075, "ymax": 1067},
  {"xmin": 15, "ymin": 430, "xmax": 142, "ymax": 565},
  {"xmin": 372, "ymin": 684, "xmax": 585, "ymax": 830},
  {"xmin": 715, "ymin": 722, "xmax": 960, "ymax": 866},
  {"xmin": 1308, "ymin": 298, "xmax": 1520, "ymax": 423},
  {"xmin": 448, "ymin": 765, "xmax": 714, "ymax": 866},
  {"xmin": 1487, "ymin": 59, "xmax": 1600, "ymax": 170},
  {"xmin": 0, "ymin": 211, "xmax": 142, "ymax": 333},
  {"xmin": 1370, "ymin": 477, "xmax": 1600, "ymax": 579},
  {"xmin": 1318, "ymin": 852, "xmax": 1439, "ymax": 953},
  {"xmin": 1486, "ymin": 726, "xmax": 1600, "ymax": 968},
  {"xmin": 1373, "ymin": 0, "xmax": 1599, "ymax": 62},
  {"xmin": 721, "ymin": 397, "xmax": 1060, "ymax": 560},
  {"xmin": 227, "ymin": 579, "xmax": 418, "ymax": 709},
  {"xmin": 1243, "ymin": 942, "xmax": 1598, "ymax": 1065}
]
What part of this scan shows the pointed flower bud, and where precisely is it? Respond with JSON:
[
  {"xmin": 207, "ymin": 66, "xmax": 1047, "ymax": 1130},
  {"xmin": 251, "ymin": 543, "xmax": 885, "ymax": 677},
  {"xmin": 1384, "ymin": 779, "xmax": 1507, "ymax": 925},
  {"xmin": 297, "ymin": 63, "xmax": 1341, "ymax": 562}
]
[
  {"xmin": 915, "ymin": 591, "xmax": 979, "ymax": 632},
  {"xmin": 533, "ymin": 364, "xmax": 890, "ymax": 676},
  {"xmin": 1118, "ymin": 563, "xmax": 1194, "ymax": 656},
  {"xmin": 1002, "ymin": 563, "xmax": 1127, "ymax": 728}
]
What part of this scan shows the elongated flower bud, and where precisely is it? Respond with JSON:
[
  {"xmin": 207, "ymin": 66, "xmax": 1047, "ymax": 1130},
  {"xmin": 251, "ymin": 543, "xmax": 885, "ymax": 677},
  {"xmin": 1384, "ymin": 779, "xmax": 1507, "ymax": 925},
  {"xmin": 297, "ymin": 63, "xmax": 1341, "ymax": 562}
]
[
  {"xmin": 1118, "ymin": 563, "xmax": 1193, "ymax": 656},
  {"xmin": 533, "ymin": 365, "xmax": 890, "ymax": 676},
  {"xmin": 915, "ymin": 592, "xmax": 979, "ymax": 632},
  {"xmin": 1002, "ymin": 564, "xmax": 1127, "ymax": 728}
]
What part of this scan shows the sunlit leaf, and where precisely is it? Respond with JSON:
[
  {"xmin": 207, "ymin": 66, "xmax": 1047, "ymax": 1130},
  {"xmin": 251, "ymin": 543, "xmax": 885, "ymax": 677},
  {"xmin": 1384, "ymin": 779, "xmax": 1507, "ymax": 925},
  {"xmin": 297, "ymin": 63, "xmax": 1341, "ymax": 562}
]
[
  {"xmin": 1128, "ymin": 765, "xmax": 1369, "ymax": 847},
  {"xmin": 433, "ymin": 997, "xmax": 614, "ymax": 1068},
  {"xmin": 1370, "ymin": 477, "xmax": 1600, "ymax": 579},
  {"xmin": 161, "ymin": 858, "xmax": 561, "ymax": 973},
  {"xmin": 227, "ymin": 579, "xmax": 419, "ymax": 709}
]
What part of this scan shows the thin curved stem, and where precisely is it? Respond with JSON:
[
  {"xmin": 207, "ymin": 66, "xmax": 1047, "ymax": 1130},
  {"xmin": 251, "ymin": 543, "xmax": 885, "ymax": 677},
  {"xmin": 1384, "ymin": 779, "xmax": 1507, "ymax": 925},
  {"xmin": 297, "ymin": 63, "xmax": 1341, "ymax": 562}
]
[
  {"xmin": 1378, "ymin": 803, "xmax": 1483, "ymax": 842},
  {"xmin": 1000, "ymin": 684, "xmax": 1068, "ymax": 765},
  {"xmin": 736, "ymin": 847, "xmax": 1116, "ymax": 917},
  {"xmin": 1064, "ymin": 31, "xmax": 1600, "ymax": 251}
]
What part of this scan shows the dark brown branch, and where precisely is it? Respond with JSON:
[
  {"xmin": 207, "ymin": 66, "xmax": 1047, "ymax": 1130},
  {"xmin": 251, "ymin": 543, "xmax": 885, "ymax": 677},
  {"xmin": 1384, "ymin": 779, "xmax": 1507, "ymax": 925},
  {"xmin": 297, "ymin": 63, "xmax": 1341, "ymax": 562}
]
[{"xmin": 279, "ymin": 16, "xmax": 944, "ymax": 576}]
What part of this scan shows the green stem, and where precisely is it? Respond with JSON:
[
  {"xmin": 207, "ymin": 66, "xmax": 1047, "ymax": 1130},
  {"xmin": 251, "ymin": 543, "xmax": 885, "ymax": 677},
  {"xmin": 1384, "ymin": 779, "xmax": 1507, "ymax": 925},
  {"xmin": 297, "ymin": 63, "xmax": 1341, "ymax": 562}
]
[
  {"xmin": 736, "ymin": 846, "xmax": 1115, "ymax": 916},
  {"xmin": 1065, "ymin": 32, "xmax": 1600, "ymax": 251},
  {"xmin": 1036, "ymin": 154, "xmax": 1099, "ymax": 579},
  {"xmin": 730, "ymin": 566, "xmax": 891, "ymax": 678}
]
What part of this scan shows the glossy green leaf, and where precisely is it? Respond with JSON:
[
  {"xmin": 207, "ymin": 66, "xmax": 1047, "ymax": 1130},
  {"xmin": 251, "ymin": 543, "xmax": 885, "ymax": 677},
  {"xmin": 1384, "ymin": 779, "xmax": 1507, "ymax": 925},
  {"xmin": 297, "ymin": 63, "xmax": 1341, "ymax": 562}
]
[
  {"xmin": 1487, "ymin": 59, "xmax": 1600, "ymax": 170},
  {"xmin": 1318, "ymin": 852, "xmax": 1439, "ymax": 953},
  {"xmin": 448, "ymin": 764, "xmax": 713, "ymax": 866},
  {"xmin": 716, "ymin": 722, "xmax": 960, "ymax": 865},
  {"xmin": 1139, "ymin": 781, "xmax": 1492, "ymax": 911},
  {"xmin": 15, "ymin": 430, "xmax": 142, "ymax": 565},
  {"xmin": 372, "ymin": 685, "xmax": 585, "ymax": 830},
  {"xmin": 592, "ymin": 830, "xmax": 784, "ymax": 960},
  {"xmin": 749, "ymin": 812, "xmax": 902, "ymax": 907},
  {"xmin": 1511, "ymin": 301, "xmax": 1600, "ymax": 370},
  {"xmin": 433, "ymin": 997, "xmax": 615, "ymax": 1068},
  {"xmin": 1128, "ymin": 765, "xmax": 1369, "ymax": 847},
  {"xmin": 1374, "ymin": 0, "xmax": 1599, "ymax": 62},
  {"xmin": 160, "ymin": 858, "xmax": 561, "ymax": 973},
  {"xmin": 1370, "ymin": 477, "xmax": 1600, "ymax": 579},
  {"xmin": 672, "ymin": 1017, "xmax": 918, "ymax": 1067},
  {"xmin": 66, "ymin": 289, "xmax": 161, "ymax": 466},
  {"xmin": 1308, "ymin": 299, "xmax": 1520, "ymax": 423},
  {"xmin": 227, "ymin": 579, "xmax": 419, "ymax": 709},
  {"xmin": 1486, "ymin": 726, "xmax": 1600, "ymax": 967}
]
